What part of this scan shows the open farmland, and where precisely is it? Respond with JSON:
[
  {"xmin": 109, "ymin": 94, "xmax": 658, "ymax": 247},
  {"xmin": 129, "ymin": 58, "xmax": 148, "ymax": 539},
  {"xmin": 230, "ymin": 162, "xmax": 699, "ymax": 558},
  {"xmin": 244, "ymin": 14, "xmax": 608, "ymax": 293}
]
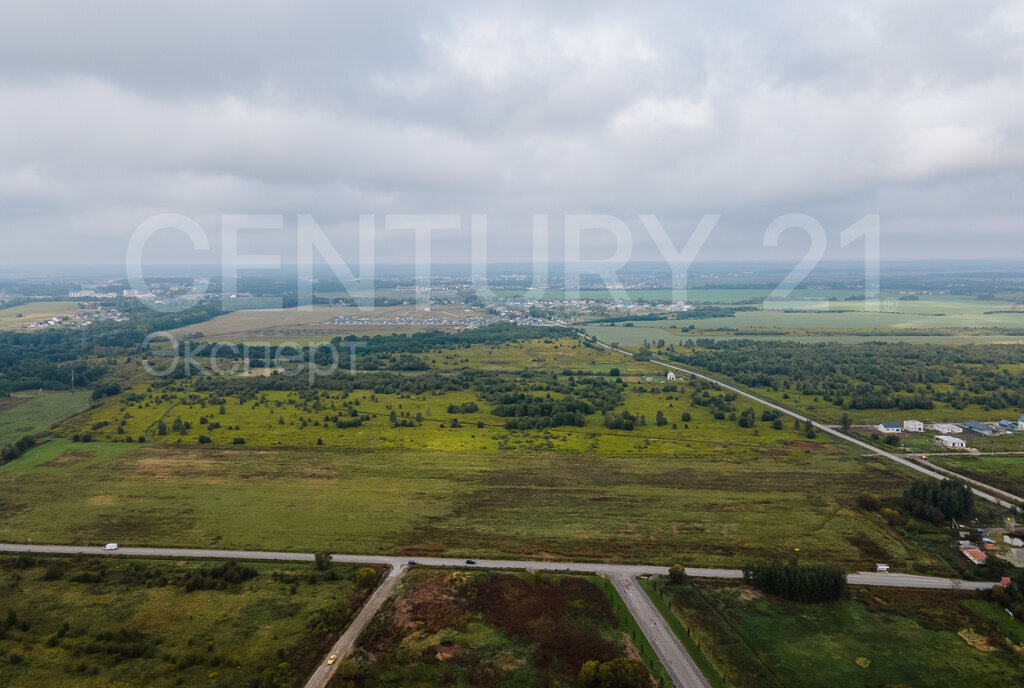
[
  {"xmin": 0, "ymin": 301, "xmax": 83, "ymax": 331},
  {"xmin": 927, "ymin": 454, "xmax": 1024, "ymax": 497},
  {"xmin": 167, "ymin": 305, "xmax": 492, "ymax": 343},
  {"xmin": 582, "ymin": 295, "xmax": 1024, "ymax": 344},
  {"xmin": 0, "ymin": 554, "xmax": 375, "ymax": 688},
  {"xmin": 0, "ymin": 391, "xmax": 90, "ymax": 446},
  {"xmin": 647, "ymin": 578, "xmax": 1024, "ymax": 688},
  {"xmin": 0, "ymin": 436, "xmax": 945, "ymax": 570}
]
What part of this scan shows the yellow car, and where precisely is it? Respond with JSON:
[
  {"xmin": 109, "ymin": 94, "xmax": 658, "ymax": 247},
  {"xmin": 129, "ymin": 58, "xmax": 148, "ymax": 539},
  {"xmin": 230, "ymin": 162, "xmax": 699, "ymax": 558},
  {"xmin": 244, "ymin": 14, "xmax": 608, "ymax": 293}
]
[{"xmin": 327, "ymin": 654, "xmax": 338, "ymax": 665}]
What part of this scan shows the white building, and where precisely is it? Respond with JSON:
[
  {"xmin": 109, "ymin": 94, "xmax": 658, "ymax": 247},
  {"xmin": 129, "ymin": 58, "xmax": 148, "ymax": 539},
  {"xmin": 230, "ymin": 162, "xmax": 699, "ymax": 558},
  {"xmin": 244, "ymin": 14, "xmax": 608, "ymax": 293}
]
[
  {"xmin": 936, "ymin": 435, "xmax": 966, "ymax": 449},
  {"xmin": 878, "ymin": 423, "xmax": 903, "ymax": 433},
  {"xmin": 1018, "ymin": 415, "xmax": 1024, "ymax": 431},
  {"xmin": 932, "ymin": 423, "xmax": 963, "ymax": 434},
  {"xmin": 903, "ymin": 420, "xmax": 924, "ymax": 432},
  {"xmin": 666, "ymin": 372, "xmax": 676, "ymax": 381}
]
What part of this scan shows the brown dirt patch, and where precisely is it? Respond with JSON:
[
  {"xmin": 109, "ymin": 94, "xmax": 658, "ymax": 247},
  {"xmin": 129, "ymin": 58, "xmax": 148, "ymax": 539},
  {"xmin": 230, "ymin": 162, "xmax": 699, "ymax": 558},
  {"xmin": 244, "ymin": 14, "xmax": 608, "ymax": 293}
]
[
  {"xmin": 41, "ymin": 450, "xmax": 97, "ymax": 467},
  {"xmin": 784, "ymin": 440, "xmax": 820, "ymax": 451},
  {"xmin": 88, "ymin": 495, "xmax": 115, "ymax": 507},
  {"xmin": 738, "ymin": 586, "xmax": 762, "ymax": 601},
  {"xmin": 0, "ymin": 397, "xmax": 30, "ymax": 414}
]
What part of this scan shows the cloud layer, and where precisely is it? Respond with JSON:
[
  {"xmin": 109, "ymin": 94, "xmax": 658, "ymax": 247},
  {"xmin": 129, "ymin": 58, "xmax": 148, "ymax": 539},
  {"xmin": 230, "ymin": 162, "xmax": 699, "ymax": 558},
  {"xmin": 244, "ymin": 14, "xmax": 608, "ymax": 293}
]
[{"xmin": 0, "ymin": 1, "xmax": 1021, "ymax": 266}]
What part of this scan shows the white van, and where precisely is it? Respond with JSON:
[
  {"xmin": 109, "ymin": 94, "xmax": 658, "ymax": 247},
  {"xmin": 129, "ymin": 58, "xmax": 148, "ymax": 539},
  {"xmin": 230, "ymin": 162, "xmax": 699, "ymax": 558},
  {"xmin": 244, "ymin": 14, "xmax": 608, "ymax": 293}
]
[{"xmin": 103, "ymin": 543, "xmax": 118, "ymax": 550}]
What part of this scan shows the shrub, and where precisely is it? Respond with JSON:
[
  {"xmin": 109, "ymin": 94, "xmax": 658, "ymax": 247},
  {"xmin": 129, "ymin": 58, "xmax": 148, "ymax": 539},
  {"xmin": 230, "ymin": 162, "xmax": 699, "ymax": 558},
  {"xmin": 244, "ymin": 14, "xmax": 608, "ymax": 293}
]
[{"xmin": 856, "ymin": 491, "xmax": 881, "ymax": 511}]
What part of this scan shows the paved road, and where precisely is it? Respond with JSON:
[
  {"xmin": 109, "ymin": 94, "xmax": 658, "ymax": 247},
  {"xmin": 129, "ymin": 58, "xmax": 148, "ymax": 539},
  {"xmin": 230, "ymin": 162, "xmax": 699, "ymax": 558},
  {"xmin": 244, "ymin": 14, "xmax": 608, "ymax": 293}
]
[
  {"xmin": 302, "ymin": 564, "xmax": 406, "ymax": 688},
  {"xmin": 584, "ymin": 336, "xmax": 1022, "ymax": 510},
  {"xmin": 0, "ymin": 544, "xmax": 999, "ymax": 590},
  {"xmin": 611, "ymin": 574, "xmax": 711, "ymax": 688}
]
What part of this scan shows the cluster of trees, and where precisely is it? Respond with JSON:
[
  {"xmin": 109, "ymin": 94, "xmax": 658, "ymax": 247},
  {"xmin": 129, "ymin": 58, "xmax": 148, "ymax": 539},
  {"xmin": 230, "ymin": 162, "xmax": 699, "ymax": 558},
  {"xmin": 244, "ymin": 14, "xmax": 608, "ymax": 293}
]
[
  {"xmin": 578, "ymin": 658, "xmax": 650, "ymax": 688},
  {"xmin": 991, "ymin": 574, "xmax": 1024, "ymax": 622},
  {"xmin": 667, "ymin": 340, "xmax": 1024, "ymax": 412},
  {"xmin": 603, "ymin": 410, "xmax": 638, "ymax": 430},
  {"xmin": 181, "ymin": 561, "xmax": 258, "ymax": 592},
  {"xmin": 491, "ymin": 393, "xmax": 592, "ymax": 429},
  {"xmin": 0, "ymin": 435, "xmax": 35, "ymax": 464},
  {"xmin": 902, "ymin": 479, "xmax": 974, "ymax": 524},
  {"xmin": 742, "ymin": 559, "xmax": 847, "ymax": 602},
  {"xmin": 0, "ymin": 301, "xmax": 222, "ymax": 394}
]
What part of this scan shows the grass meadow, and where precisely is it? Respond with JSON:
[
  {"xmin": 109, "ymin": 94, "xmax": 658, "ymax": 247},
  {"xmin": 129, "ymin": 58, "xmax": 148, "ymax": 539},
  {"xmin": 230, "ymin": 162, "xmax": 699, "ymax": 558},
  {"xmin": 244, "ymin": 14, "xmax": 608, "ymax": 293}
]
[
  {"xmin": 0, "ymin": 301, "xmax": 83, "ymax": 331},
  {"xmin": 648, "ymin": 579, "xmax": 1024, "ymax": 688},
  {"xmin": 0, "ymin": 391, "xmax": 91, "ymax": 446},
  {"xmin": 0, "ymin": 555, "xmax": 372, "ymax": 688},
  {"xmin": 0, "ymin": 436, "xmax": 945, "ymax": 571}
]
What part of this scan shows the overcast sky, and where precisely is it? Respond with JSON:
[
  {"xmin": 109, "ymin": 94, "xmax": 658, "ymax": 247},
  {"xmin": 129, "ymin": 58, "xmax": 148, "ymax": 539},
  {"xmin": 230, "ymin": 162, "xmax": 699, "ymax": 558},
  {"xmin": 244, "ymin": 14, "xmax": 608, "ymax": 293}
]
[{"xmin": 0, "ymin": 1, "xmax": 1022, "ymax": 269}]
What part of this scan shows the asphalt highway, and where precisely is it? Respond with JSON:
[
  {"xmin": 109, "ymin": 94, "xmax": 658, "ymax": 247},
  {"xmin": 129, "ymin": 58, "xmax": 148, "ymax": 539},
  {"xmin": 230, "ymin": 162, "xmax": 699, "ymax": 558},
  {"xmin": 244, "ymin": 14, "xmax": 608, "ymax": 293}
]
[
  {"xmin": 611, "ymin": 574, "xmax": 711, "ymax": 688},
  {"xmin": 584, "ymin": 336, "xmax": 1022, "ymax": 511},
  {"xmin": 0, "ymin": 543, "xmax": 997, "ymax": 590}
]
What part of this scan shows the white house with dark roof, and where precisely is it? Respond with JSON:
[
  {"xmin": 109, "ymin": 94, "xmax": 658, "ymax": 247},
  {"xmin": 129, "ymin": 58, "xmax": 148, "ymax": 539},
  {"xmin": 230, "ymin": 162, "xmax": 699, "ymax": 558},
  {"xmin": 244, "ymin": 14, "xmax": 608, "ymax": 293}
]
[{"xmin": 878, "ymin": 422, "xmax": 903, "ymax": 433}]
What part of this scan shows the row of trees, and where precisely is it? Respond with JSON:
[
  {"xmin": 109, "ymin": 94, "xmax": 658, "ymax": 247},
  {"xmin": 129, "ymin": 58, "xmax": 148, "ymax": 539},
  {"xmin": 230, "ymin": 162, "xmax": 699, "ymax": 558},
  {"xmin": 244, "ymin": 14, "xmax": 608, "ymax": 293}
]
[
  {"xmin": 0, "ymin": 435, "xmax": 35, "ymax": 464},
  {"xmin": 742, "ymin": 559, "xmax": 847, "ymax": 603}
]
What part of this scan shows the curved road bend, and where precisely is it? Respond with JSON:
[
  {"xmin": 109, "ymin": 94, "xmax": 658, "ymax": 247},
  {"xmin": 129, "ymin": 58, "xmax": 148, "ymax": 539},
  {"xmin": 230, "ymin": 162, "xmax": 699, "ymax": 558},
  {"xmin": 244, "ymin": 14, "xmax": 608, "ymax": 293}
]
[{"xmin": 584, "ymin": 336, "xmax": 1022, "ymax": 511}]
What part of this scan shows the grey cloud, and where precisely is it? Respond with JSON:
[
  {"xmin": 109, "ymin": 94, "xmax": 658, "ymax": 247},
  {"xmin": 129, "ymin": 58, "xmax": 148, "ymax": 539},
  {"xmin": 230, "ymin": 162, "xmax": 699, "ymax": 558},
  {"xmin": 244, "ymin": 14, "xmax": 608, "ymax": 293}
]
[{"xmin": 0, "ymin": 0, "xmax": 1021, "ymax": 266}]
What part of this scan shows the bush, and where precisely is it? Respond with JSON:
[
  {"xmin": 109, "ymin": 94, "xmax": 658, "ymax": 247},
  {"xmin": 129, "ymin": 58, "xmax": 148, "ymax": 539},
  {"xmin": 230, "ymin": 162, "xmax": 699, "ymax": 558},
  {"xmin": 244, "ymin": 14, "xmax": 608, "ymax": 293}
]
[
  {"xmin": 668, "ymin": 564, "xmax": 688, "ymax": 584},
  {"xmin": 856, "ymin": 491, "xmax": 881, "ymax": 511},
  {"xmin": 879, "ymin": 507, "xmax": 902, "ymax": 525},
  {"xmin": 356, "ymin": 567, "xmax": 379, "ymax": 588}
]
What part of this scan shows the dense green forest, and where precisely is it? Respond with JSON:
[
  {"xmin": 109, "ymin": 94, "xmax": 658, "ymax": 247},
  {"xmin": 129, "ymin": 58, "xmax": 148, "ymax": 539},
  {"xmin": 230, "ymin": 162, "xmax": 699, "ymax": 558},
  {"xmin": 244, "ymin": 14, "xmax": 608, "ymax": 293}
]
[{"xmin": 666, "ymin": 340, "xmax": 1024, "ymax": 411}]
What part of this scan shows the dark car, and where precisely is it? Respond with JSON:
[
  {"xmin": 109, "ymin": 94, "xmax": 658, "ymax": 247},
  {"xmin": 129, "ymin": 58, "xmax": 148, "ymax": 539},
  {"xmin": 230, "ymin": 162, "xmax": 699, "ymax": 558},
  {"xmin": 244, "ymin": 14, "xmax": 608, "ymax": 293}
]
[
  {"xmin": 465, "ymin": 559, "xmax": 477, "ymax": 565},
  {"xmin": 407, "ymin": 560, "xmax": 419, "ymax": 566}
]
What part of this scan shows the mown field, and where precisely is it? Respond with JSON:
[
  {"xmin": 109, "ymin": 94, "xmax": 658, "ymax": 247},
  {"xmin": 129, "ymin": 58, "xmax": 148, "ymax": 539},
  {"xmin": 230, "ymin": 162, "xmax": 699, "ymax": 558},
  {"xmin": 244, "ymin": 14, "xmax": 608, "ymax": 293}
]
[
  {"xmin": 0, "ymin": 437, "xmax": 945, "ymax": 571},
  {"xmin": 0, "ymin": 554, "xmax": 376, "ymax": 688},
  {"xmin": 648, "ymin": 579, "xmax": 1024, "ymax": 688},
  {"xmin": 168, "ymin": 305, "xmax": 491, "ymax": 343},
  {"xmin": 0, "ymin": 391, "xmax": 90, "ymax": 446},
  {"xmin": 343, "ymin": 569, "xmax": 657, "ymax": 688},
  {"xmin": 0, "ymin": 301, "xmax": 83, "ymax": 331},
  {"xmin": 927, "ymin": 454, "xmax": 1024, "ymax": 497}
]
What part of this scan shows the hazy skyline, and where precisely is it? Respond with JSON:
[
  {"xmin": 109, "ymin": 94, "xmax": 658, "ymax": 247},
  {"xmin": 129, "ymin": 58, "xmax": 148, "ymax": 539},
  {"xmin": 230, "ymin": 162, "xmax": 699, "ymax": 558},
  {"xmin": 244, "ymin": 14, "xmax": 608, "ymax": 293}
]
[{"xmin": 1, "ymin": 1, "xmax": 1022, "ymax": 267}]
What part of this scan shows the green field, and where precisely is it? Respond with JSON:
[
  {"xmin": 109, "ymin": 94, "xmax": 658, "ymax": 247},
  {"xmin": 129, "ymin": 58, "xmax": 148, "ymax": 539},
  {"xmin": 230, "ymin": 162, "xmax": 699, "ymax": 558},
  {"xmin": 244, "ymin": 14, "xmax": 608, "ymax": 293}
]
[
  {"xmin": 347, "ymin": 568, "xmax": 657, "ymax": 687},
  {"xmin": 0, "ymin": 392, "xmax": 91, "ymax": 446},
  {"xmin": 650, "ymin": 579, "xmax": 1024, "ymax": 688},
  {"xmin": 928, "ymin": 454, "xmax": 1024, "ymax": 497},
  {"xmin": 0, "ymin": 301, "xmax": 82, "ymax": 331},
  {"xmin": 0, "ymin": 554, "xmax": 374, "ymax": 688},
  {"xmin": 0, "ymin": 436, "xmax": 948, "ymax": 571},
  {"xmin": 583, "ymin": 295, "xmax": 1024, "ymax": 344}
]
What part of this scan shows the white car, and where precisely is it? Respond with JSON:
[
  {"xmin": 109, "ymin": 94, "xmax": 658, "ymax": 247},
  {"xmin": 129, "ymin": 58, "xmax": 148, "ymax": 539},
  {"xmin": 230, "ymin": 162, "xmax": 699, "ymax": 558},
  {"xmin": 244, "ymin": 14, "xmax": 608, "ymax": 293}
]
[{"xmin": 103, "ymin": 543, "xmax": 118, "ymax": 550}]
